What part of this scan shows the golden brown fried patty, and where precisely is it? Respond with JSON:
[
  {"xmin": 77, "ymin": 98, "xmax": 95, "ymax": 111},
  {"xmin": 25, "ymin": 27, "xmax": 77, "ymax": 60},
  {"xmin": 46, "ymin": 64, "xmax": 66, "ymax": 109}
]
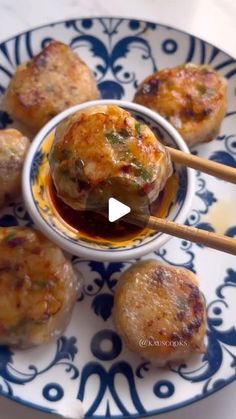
[
  {"xmin": 134, "ymin": 63, "xmax": 227, "ymax": 146},
  {"xmin": 0, "ymin": 226, "xmax": 82, "ymax": 348},
  {"xmin": 0, "ymin": 129, "xmax": 30, "ymax": 208},
  {"xmin": 49, "ymin": 104, "xmax": 172, "ymax": 212},
  {"xmin": 113, "ymin": 260, "xmax": 207, "ymax": 365},
  {"xmin": 4, "ymin": 40, "xmax": 100, "ymax": 133}
]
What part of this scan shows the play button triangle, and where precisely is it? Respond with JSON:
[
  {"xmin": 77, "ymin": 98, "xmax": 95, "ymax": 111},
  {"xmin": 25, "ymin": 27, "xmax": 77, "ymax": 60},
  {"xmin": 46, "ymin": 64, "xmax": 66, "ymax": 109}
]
[{"xmin": 108, "ymin": 197, "xmax": 131, "ymax": 222}]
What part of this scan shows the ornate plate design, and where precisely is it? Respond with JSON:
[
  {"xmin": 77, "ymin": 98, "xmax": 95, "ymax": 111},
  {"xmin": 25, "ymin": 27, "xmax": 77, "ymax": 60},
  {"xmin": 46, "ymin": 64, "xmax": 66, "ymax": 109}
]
[{"xmin": 0, "ymin": 17, "xmax": 236, "ymax": 418}]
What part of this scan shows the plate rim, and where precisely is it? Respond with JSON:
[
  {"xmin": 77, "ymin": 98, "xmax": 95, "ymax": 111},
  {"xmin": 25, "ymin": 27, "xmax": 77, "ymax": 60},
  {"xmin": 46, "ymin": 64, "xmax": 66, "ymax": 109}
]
[
  {"xmin": 1, "ymin": 375, "xmax": 236, "ymax": 419},
  {"xmin": 0, "ymin": 15, "xmax": 235, "ymax": 61},
  {"xmin": 0, "ymin": 15, "xmax": 236, "ymax": 418}
]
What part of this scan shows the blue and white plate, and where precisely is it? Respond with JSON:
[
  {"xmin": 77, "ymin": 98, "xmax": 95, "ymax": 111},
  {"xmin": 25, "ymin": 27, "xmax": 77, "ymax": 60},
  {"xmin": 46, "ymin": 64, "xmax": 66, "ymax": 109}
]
[{"xmin": 0, "ymin": 17, "xmax": 236, "ymax": 418}]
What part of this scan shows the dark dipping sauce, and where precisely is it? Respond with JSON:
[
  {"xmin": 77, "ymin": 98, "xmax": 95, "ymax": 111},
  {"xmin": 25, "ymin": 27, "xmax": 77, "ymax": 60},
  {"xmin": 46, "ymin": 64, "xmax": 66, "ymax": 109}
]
[{"xmin": 48, "ymin": 174, "xmax": 178, "ymax": 242}]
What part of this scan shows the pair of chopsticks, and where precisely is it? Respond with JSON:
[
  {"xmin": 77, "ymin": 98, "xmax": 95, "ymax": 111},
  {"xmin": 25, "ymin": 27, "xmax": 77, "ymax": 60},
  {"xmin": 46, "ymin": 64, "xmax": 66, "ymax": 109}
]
[{"xmin": 129, "ymin": 147, "xmax": 236, "ymax": 255}]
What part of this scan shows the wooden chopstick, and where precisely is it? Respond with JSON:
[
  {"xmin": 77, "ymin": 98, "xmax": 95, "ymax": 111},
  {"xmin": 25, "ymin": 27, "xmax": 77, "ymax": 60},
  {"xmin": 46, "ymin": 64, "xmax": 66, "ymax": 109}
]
[
  {"xmin": 126, "ymin": 213, "xmax": 236, "ymax": 255},
  {"xmin": 166, "ymin": 146, "xmax": 236, "ymax": 184}
]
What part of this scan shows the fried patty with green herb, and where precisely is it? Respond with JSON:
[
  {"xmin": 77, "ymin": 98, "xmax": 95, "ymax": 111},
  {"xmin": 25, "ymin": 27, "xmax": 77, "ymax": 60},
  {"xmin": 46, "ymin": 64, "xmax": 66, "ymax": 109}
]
[
  {"xmin": 49, "ymin": 104, "xmax": 172, "ymax": 212},
  {"xmin": 134, "ymin": 63, "xmax": 227, "ymax": 146},
  {"xmin": 4, "ymin": 40, "xmax": 100, "ymax": 134},
  {"xmin": 0, "ymin": 226, "xmax": 82, "ymax": 348},
  {"xmin": 113, "ymin": 260, "xmax": 207, "ymax": 365}
]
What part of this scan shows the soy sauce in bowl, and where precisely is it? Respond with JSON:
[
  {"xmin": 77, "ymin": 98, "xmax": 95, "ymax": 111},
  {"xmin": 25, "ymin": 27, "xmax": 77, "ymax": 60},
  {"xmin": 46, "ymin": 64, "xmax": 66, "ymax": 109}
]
[{"xmin": 47, "ymin": 172, "xmax": 178, "ymax": 243}]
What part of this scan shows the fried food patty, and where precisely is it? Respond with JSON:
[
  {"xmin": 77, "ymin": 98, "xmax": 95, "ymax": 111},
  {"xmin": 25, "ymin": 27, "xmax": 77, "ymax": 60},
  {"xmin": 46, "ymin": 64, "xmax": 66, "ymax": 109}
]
[
  {"xmin": 113, "ymin": 260, "xmax": 207, "ymax": 365},
  {"xmin": 0, "ymin": 128, "xmax": 30, "ymax": 208},
  {"xmin": 134, "ymin": 63, "xmax": 227, "ymax": 146},
  {"xmin": 4, "ymin": 40, "xmax": 100, "ymax": 133},
  {"xmin": 49, "ymin": 104, "xmax": 172, "ymax": 212},
  {"xmin": 0, "ymin": 226, "xmax": 82, "ymax": 348}
]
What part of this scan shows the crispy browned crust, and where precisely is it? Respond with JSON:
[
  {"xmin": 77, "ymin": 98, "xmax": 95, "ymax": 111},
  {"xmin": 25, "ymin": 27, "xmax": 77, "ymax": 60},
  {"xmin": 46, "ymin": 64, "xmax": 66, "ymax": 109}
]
[
  {"xmin": 113, "ymin": 259, "xmax": 207, "ymax": 365},
  {"xmin": 49, "ymin": 104, "xmax": 173, "ymax": 211},
  {"xmin": 0, "ymin": 226, "xmax": 82, "ymax": 348},
  {"xmin": 4, "ymin": 40, "xmax": 100, "ymax": 133},
  {"xmin": 0, "ymin": 128, "xmax": 30, "ymax": 208},
  {"xmin": 134, "ymin": 63, "xmax": 227, "ymax": 146}
]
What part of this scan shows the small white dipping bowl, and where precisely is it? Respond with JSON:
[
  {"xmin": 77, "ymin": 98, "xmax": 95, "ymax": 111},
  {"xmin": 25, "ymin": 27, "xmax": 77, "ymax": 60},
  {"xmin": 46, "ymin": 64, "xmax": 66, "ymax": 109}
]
[{"xmin": 22, "ymin": 100, "xmax": 195, "ymax": 262}]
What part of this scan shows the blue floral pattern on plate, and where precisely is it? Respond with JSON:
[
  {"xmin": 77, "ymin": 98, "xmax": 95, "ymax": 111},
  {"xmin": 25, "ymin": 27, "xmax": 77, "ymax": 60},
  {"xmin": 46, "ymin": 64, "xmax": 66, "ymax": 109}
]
[{"xmin": 0, "ymin": 17, "xmax": 236, "ymax": 418}]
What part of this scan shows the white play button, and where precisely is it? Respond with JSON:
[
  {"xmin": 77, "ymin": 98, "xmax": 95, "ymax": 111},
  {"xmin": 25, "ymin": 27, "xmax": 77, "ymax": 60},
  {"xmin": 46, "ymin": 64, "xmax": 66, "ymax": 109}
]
[{"xmin": 108, "ymin": 197, "xmax": 131, "ymax": 222}]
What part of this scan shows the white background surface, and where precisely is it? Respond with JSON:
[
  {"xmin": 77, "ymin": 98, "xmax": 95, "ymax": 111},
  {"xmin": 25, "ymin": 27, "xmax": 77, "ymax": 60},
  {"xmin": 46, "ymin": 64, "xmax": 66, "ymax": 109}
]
[{"xmin": 0, "ymin": 0, "xmax": 236, "ymax": 418}]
